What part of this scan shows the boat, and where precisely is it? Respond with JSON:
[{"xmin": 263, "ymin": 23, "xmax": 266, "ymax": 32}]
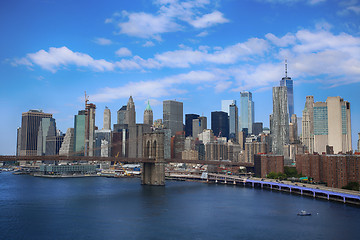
[{"xmin": 297, "ymin": 210, "xmax": 311, "ymax": 216}]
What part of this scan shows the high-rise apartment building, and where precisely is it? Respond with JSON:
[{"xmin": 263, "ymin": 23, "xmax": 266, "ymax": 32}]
[
  {"xmin": 144, "ymin": 100, "xmax": 153, "ymax": 126},
  {"xmin": 211, "ymin": 111, "xmax": 229, "ymax": 139},
  {"xmin": 240, "ymin": 91, "xmax": 254, "ymax": 134},
  {"xmin": 163, "ymin": 100, "xmax": 183, "ymax": 136},
  {"xmin": 270, "ymin": 86, "xmax": 289, "ymax": 155},
  {"xmin": 192, "ymin": 116, "xmax": 207, "ymax": 139},
  {"xmin": 221, "ymin": 100, "xmax": 236, "ymax": 115},
  {"xmin": 103, "ymin": 107, "xmax": 111, "ymax": 130},
  {"xmin": 357, "ymin": 133, "xmax": 360, "ymax": 152},
  {"xmin": 185, "ymin": 114, "xmax": 199, "ymax": 137},
  {"xmin": 59, "ymin": 128, "xmax": 75, "ymax": 156},
  {"xmin": 19, "ymin": 110, "xmax": 52, "ymax": 156},
  {"xmin": 280, "ymin": 60, "xmax": 294, "ymax": 120},
  {"xmin": 313, "ymin": 97, "xmax": 352, "ymax": 154},
  {"xmin": 229, "ymin": 103, "xmax": 238, "ymax": 141}
]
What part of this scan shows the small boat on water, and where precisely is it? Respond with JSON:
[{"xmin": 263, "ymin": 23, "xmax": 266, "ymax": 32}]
[{"xmin": 297, "ymin": 210, "xmax": 311, "ymax": 216}]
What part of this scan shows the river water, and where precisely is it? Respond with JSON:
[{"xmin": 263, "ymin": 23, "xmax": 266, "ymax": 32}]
[{"xmin": 0, "ymin": 172, "xmax": 359, "ymax": 240}]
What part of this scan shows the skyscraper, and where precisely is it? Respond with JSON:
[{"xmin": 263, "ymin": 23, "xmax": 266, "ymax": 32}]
[
  {"xmin": 301, "ymin": 96, "xmax": 314, "ymax": 153},
  {"xmin": 163, "ymin": 100, "xmax": 183, "ymax": 136},
  {"xmin": 221, "ymin": 100, "xmax": 236, "ymax": 115},
  {"xmin": 117, "ymin": 105, "xmax": 127, "ymax": 124},
  {"xmin": 280, "ymin": 60, "xmax": 294, "ymax": 121},
  {"xmin": 103, "ymin": 107, "xmax": 111, "ymax": 130},
  {"xmin": 313, "ymin": 96, "xmax": 352, "ymax": 154},
  {"xmin": 85, "ymin": 102, "xmax": 96, "ymax": 156},
  {"xmin": 229, "ymin": 103, "xmax": 238, "ymax": 141},
  {"xmin": 19, "ymin": 110, "xmax": 52, "ymax": 156},
  {"xmin": 74, "ymin": 110, "xmax": 86, "ymax": 155},
  {"xmin": 239, "ymin": 91, "xmax": 254, "ymax": 134},
  {"xmin": 185, "ymin": 114, "xmax": 199, "ymax": 137},
  {"xmin": 144, "ymin": 100, "xmax": 153, "ymax": 126},
  {"xmin": 192, "ymin": 116, "xmax": 207, "ymax": 139},
  {"xmin": 211, "ymin": 111, "xmax": 229, "ymax": 139},
  {"xmin": 126, "ymin": 96, "xmax": 136, "ymax": 126},
  {"xmin": 37, "ymin": 117, "xmax": 56, "ymax": 156},
  {"xmin": 270, "ymin": 86, "xmax": 289, "ymax": 155}
]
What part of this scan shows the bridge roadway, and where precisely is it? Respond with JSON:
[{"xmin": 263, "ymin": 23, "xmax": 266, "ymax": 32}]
[
  {"xmin": 0, "ymin": 155, "xmax": 253, "ymax": 167},
  {"xmin": 166, "ymin": 172, "xmax": 360, "ymax": 205}
]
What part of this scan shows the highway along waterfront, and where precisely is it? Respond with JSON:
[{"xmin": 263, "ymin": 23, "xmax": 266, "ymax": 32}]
[{"xmin": 1, "ymin": 172, "xmax": 360, "ymax": 240}]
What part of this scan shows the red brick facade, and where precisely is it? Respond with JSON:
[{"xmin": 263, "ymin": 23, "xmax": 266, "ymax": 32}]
[
  {"xmin": 296, "ymin": 154, "xmax": 360, "ymax": 188},
  {"xmin": 254, "ymin": 155, "xmax": 284, "ymax": 178}
]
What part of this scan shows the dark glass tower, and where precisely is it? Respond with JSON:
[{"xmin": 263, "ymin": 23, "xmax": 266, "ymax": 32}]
[
  {"xmin": 211, "ymin": 111, "xmax": 229, "ymax": 139},
  {"xmin": 280, "ymin": 60, "xmax": 294, "ymax": 121},
  {"xmin": 185, "ymin": 114, "xmax": 199, "ymax": 137}
]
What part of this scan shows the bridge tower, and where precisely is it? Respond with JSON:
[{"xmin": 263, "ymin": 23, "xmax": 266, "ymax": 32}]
[{"xmin": 142, "ymin": 132, "xmax": 165, "ymax": 186}]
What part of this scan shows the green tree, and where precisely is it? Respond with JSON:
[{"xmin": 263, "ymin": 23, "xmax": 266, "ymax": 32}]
[{"xmin": 342, "ymin": 182, "xmax": 360, "ymax": 191}]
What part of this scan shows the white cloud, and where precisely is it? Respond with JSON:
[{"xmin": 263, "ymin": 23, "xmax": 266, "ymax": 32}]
[
  {"xmin": 196, "ymin": 31, "xmax": 208, "ymax": 37},
  {"xmin": 189, "ymin": 11, "xmax": 229, "ymax": 28},
  {"xmin": 16, "ymin": 46, "xmax": 115, "ymax": 72},
  {"xmin": 265, "ymin": 33, "xmax": 296, "ymax": 47},
  {"xmin": 94, "ymin": 37, "xmax": 113, "ymax": 45},
  {"xmin": 115, "ymin": 47, "xmax": 132, "ymax": 57},
  {"xmin": 91, "ymin": 70, "xmax": 222, "ymax": 102},
  {"xmin": 117, "ymin": 11, "xmax": 181, "ymax": 39},
  {"xmin": 108, "ymin": 0, "xmax": 228, "ymax": 39},
  {"xmin": 143, "ymin": 41, "xmax": 155, "ymax": 47}
]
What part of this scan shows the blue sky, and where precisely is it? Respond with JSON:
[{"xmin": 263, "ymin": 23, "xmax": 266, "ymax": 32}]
[{"xmin": 1, "ymin": 0, "xmax": 360, "ymax": 154}]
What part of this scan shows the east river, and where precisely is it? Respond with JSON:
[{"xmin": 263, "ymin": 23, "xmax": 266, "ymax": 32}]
[{"xmin": 0, "ymin": 172, "xmax": 359, "ymax": 240}]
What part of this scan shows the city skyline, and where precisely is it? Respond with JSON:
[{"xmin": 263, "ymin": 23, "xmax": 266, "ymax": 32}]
[{"xmin": 1, "ymin": 0, "xmax": 360, "ymax": 155}]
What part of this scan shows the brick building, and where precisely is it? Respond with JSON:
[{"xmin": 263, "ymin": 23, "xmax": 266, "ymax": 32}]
[
  {"xmin": 254, "ymin": 154, "xmax": 284, "ymax": 178},
  {"xmin": 296, "ymin": 154, "xmax": 360, "ymax": 188}
]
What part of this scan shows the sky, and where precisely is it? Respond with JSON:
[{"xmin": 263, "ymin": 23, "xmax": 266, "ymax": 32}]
[{"xmin": 1, "ymin": 0, "xmax": 360, "ymax": 155}]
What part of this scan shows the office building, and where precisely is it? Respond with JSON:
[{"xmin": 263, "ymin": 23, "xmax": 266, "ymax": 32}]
[
  {"xmin": 211, "ymin": 111, "xmax": 229, "ymax": 139},
  {"xmin": 252, "ymin": 122, "xmax": 263, "ymax": 136},
  {"xmin": 192, "ymin": 116, "xmax": 207, "ymax": 139},
  {"xmin": 144, "ymin": 100, "xmax": 153, "ymax": 126},
  {"xmin": 313, "ymin": 97, "xmax": 352, "ymax": 154},
  {"xmin": 358, "ymin": 133, "xmax": 360, "ymax": 152},
  {"xmin": 163, "ymin": 100, "xmax": 183, "ymax": 136},
  {"xmin": 117, "ymin": 105, "xmax": 127, "ymax": 124},
  {"xmin": 301, "ymin": 96, "xmax": 314, "ymax": 153},
  {"xmin": 16, "ymin": 127, "xmax": 21, "ymax": 156},
  {"xmin": 37, "ymin": 118, "xmax": 56, "ymax": 156},
  {"xmin": 103, "ymin": 107, "xmax": 111, "ymax": 130},
  {"xmin": 270, "ymin": 86, "xmax": 289, "ymax": 155},
  {"xmin": 19, "ymin": 110, "xmax": 52, "ymax": 156},
  {"xmin": 280, "ymin": 60, "xmax": 294, "ymax": 120},
  {"xmin": 59, "ymin": 128, "xmax": 75, "ymax": 156},
  {"xmin": 229, "ymin": 103, "xmax": 238, "ymax": 141},
  {"xmin": 221, "ymin": 100, "xmax": 236, "ymax": 115},
  {"xmin": 95, "ymin": 129, "xmax": 112, "ymax": 157},
  {"xmin": 85, "ymin": 102, "xmax": 96, "ymax": 157},
  {"xmin": 289, "ymin": 114, "xmax": 298, "ymax": 144},
  {"xmin": 185, "ymin": 114, "xmax": 199, "ymax": 137},
  {"xmin": 239, "ymin": 91, "xmax": 254, "ymax": 134},
  {"xmin": 74, "ymin": 110, "xmax": 86, "ymax": 155},
  {"xmin": 45, "ymin": 135, "xmax": 64, "ymax": 155}
]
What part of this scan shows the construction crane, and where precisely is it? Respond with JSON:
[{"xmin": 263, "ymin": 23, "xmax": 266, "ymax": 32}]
[{"xmin": 111, "ymin": 152, "xmax": 132, "ymax": 176}]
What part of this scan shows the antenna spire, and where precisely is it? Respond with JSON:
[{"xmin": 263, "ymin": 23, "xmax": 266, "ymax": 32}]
[{"xmin": 285, "ymin": 59, "xmax": 288, "ymax": 78}]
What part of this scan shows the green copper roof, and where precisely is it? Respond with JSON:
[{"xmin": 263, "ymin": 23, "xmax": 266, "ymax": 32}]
[{"xmin": 146, "ymin": 100, "xmax": 152, "ymax": 111}]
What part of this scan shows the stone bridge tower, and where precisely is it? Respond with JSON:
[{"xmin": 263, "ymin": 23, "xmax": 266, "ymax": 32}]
[{"xmin": 142, "ymin": 132, "xmax": 165, "ymax": 185}]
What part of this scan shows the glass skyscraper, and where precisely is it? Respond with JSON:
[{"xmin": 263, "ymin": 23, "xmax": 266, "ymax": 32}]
[
  {"xmin": 239, "ymin": 91, "xmax": 254, "ymax": 134},
  {"xmin": 229, "ymin": 103, "xmax": 238, "ymax": 141},
  {"xmin": 280, "ymin": 61, "xmax": 294, "ymax": 120},
  {"xmin": 221, "ymin": 100, "xmax": 236, "ymax": 115}
]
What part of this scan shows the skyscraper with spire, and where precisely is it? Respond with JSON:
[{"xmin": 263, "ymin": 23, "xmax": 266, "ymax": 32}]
[
  {"xmin": 144, "ymin": 100, "xmax": 153, "ymax": 126},
  {"xmin": 280, "ymin": 60, "xmax": 294, "ymax": 121}
]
